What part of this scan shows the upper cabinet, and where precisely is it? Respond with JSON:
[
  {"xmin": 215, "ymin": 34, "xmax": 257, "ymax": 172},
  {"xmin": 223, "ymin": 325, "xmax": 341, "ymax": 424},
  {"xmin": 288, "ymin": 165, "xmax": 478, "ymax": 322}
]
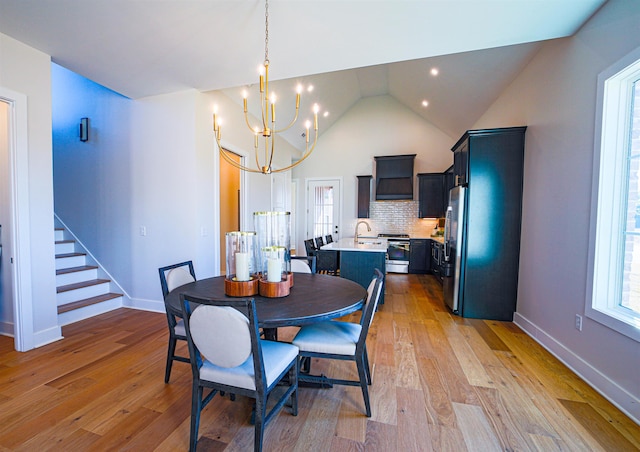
[
  {"xmin": 357, "ymin": 175, "xmax": 372, "ymax": 218},
  {"xmin": 418, "ymin": 173, "xmax": 445, "ymax": 218},
  {"xmin": 453, "ymin": 140, "xmax": 469, "ymax": 186}
]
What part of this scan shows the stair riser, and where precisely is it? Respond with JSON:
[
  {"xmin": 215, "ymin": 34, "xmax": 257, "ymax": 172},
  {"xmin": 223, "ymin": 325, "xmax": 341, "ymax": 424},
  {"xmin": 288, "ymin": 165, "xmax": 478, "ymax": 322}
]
[
  {"xmin": 57, "ymin": 282, "xmax": 111, "ymax": 305},
  {"xmin": 56, "ymin": 269, "xmax": 98, "ymax": 287},
  {"xmin": 55, "ymin": 255, "xmax": 86, "ymax": 270},
  {"xmin": 54, "ymin": 229, "xmax": 65, "ymax": 241},
  {"xmin": 55, "ymin": 242, "xmax": 75, "ymax": 254},
  {"xmin": 57, "ymin": 297, "xmax": 123, "ymax": 326}
]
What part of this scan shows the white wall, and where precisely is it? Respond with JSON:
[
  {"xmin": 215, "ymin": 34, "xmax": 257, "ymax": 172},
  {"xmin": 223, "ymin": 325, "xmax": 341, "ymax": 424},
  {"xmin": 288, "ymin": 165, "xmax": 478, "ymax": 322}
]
[
  {"xmin": 291, "ymin": 95, "xmax": 453, "ymax": 252},
  {"xmin": 0, "ymin": 32, "xmax": 59, "ymax": 347},
  {"xmin": 0, "ymin": 101, "xmax": 11, "ymax": 330},
  {"xmin": 474, "ymin": 0, "xmax": 640, "ymax": 421},
  {"xmin": 52, "ymin": 64, "xmax": 134, "ymax": 294}
]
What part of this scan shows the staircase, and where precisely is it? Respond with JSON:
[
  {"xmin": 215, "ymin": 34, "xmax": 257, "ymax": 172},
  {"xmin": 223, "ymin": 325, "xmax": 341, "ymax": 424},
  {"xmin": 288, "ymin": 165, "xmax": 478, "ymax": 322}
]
[{"xmin": 55, "ymin": 226, "xmax": 124, "ymax": 326}]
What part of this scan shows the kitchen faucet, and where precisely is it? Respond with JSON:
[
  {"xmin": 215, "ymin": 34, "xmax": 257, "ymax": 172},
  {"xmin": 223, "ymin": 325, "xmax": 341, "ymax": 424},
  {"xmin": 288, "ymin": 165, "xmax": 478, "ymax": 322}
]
[{"xmin": 354, "ymin": 220, "xmax": 371, "ymax": 242}]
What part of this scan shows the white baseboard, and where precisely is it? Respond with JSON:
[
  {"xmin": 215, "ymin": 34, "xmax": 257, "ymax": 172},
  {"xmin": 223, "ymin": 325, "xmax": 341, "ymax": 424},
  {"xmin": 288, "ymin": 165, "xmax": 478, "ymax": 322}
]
[
  {"xmin": 126, "ymin": 297, "xmax": 165, "ymax": 314},
  {"xmin": 0, "ymin": 320, "xmax": 13, "ymax": 336},
  {"xmin": 513, "ymin": 312, "xmax": 639, "ymax": 425},
  {"xmin": 33, "ymin": 325, "xmax": 64, "ymax": 348}
]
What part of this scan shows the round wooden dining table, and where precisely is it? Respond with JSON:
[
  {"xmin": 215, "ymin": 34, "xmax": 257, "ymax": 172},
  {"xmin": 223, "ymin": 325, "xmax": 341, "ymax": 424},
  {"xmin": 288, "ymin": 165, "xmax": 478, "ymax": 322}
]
[{"xmin": 164, "ymin": 273, "xmax": 368, "ymax": 330}]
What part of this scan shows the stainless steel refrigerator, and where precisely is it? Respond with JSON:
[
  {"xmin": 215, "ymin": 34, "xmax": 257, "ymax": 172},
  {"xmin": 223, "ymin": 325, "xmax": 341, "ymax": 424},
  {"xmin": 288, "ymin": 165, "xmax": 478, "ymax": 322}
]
[
  {"xmin": 443, "ymin": 186, "xmax": 465, "ymax": 313},
  {"xmin": 442, "ymin": 127, "xmax": 526, "ymax": 321}
]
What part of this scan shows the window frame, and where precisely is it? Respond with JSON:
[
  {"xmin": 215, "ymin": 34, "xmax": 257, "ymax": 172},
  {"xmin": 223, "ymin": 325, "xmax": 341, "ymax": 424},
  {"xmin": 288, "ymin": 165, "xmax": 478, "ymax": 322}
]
[{"xmin": 586, "ymin": 46, "xmax": 640, "ymax": 343}]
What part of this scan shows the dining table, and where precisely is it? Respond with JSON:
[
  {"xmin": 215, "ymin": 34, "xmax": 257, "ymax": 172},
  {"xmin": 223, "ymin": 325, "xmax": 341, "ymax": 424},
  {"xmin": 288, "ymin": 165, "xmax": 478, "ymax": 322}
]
[{"xmin": 164, "ymin": 272, "xmax": 368, "ymax": 340}]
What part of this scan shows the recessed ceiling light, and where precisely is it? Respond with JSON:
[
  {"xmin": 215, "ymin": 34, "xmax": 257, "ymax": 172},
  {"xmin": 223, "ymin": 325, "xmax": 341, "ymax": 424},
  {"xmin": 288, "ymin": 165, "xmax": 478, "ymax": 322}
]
[
  {"xmin": 307, "ymin": 85, "xmax": 314, "ymax": 92},
  {"xmin": 430, "ymin": 68, "xmax": 439, "ymax": 76},
  {"xmin": 422, "ymin": 100, "xmax": 429, "ymax": 107},
  {"xmin": 323, "ymin": 111, "xmax": 329, "ymax": 117}
]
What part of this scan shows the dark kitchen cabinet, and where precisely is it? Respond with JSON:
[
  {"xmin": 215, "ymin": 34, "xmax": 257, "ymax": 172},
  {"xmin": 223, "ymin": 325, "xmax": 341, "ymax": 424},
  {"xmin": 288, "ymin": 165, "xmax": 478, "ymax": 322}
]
[
  {"xmin": 444, "ymin": 165, "xmax": 454, "ymax": 206},
  {"xmin": 408, "ymin": 239, "xmax": 429, "ymax": 274},
  {"xmin": 357, "ymin": 175, "xmax": 372, "ymax": 218},
  {"xmin": 453, "ymin": 140, "xmax": 469, "ymax": 186},
  {"xmin": 340, "ymin": 250, "xmax": 386, "ymax": 304},
  {"xmin": 445, "ymin": 126, "xmax": 526, "ymax": 321},
  {"xmin": 417, "ymin": 173, "xmax": 445, "ymax": 218}
]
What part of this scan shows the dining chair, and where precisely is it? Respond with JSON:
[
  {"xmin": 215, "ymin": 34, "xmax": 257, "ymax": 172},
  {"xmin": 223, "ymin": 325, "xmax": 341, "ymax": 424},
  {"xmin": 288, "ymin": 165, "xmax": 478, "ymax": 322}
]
[
  {"xmin": 290, "ymin": 255, "xmax": 316, "ymax": 273},
  {"xmin": 304, "ymin": 239, "xmax": 317, "ymax": 257},
  {"xmin": 315, "ymin": 236, "xmax": 325, "ymax": 249},
  {"xmin": 292, "ymin": 268, "xmax": 383, "ymax": 417},
  {"xmin": 325, "ymin": 234, "xmax": 333, "ymax": 244},
  {"xmin": 158, "ymin": 261, "xmax": 196, "ymax": 383},
  {"xmin": 180, "ymin": 295, "xmax": 299, "ymax": 452}
]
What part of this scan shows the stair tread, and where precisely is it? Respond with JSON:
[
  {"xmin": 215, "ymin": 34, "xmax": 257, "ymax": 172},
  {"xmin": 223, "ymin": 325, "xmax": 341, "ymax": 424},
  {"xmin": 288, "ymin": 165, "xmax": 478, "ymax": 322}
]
[
  {"xmin": 56, "ymin": 265, "xmax": 98, "ymax": 275},
  {"xmin": 57, "ymin": 293, "xmax": 122, "ymax": 314},
  {"xmin": 55, "ymin": 252, "xmax": 86, "ymax": 259},
  {"xmin": 57, "ymin": 278, "xmax": 111, "ymax": 293},
  {"xmin": 55, "ymin": 240, "xmax": 75, "ymax": 244}
]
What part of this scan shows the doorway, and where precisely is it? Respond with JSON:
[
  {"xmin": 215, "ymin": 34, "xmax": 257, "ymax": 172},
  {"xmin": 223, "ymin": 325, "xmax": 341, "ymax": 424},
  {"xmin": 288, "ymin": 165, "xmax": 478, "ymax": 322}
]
[
  {"xmin": 0, "ymin": 101, "xmax": 13, "ymax": 337},
  {"xmin": 219, "ymin": 150, "xmax": 242, "ymax": 275},
  {"xmin": 306, "ymin": 178, "xmax": 342, "ymax": 242}
]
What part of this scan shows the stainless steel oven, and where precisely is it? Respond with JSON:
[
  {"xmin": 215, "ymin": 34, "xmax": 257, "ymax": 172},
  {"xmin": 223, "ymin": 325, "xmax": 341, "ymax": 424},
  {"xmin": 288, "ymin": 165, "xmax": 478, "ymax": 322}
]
[{"xmin": 379, "ymin": 233, "xmax": 410, "ymax": 273}]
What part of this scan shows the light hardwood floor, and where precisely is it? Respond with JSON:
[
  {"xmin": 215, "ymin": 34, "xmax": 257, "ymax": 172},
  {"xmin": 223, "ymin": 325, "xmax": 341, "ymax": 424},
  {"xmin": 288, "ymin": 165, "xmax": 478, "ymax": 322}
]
[{"xmin": 0, "ymin": 274, "xmax": 638, "ymax": 451}]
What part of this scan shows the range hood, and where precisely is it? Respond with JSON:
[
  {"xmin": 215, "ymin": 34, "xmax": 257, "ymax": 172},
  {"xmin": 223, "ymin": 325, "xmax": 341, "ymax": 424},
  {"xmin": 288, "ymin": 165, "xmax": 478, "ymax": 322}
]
[{"xmin": 374, "ymin": 154, "xmax": 416, "ymax": 200}]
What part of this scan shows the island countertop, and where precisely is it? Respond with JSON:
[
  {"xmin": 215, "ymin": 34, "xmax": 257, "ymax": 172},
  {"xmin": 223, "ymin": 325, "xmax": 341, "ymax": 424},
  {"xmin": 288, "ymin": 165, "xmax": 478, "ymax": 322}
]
[{"xmin": 321, "ymin": 237, "xmax": 387, "ymax": 253}]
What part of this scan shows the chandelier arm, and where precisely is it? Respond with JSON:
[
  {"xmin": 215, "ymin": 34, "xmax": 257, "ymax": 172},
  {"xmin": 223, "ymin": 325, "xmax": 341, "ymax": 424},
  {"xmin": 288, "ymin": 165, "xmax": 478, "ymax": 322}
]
[
  {"xmin": 270, "ymin": 129, "xmax": 318, "ymax": 173},
  {"xmin": 216, "ymin": 136, "xmax": 266, "ymax": 174},
  {"xmin": 243, "ymin": 110, "xmax": 258, "ymax": 133},
  {"xmin": 272, "ymin": 107, "xmax": 300, "ymax": 133}
]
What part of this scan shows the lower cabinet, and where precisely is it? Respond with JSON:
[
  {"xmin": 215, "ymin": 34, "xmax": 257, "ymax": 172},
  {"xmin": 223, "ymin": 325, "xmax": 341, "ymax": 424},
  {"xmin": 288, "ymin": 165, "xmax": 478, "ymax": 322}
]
[
  {"xmin": 408, "ymin": 239, "xmax": 429, "ymax": 274},
  {"xmin": 339, "ymin": 251, "xmax": 386, "ymax": 304}
]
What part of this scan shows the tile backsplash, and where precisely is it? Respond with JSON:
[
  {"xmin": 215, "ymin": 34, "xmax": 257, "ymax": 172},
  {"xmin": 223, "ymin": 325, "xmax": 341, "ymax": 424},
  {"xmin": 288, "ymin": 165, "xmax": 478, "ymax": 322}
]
[{"xmin": 365, "ymin": 201, "xmax": 439, "ymax": 238}]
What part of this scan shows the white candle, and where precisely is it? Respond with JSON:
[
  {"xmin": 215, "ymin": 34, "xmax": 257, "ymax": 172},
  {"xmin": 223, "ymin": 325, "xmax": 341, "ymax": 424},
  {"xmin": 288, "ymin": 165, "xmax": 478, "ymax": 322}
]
[
  {"xmin": 267, "ymin": 258, "xmax": 281, "ymax": 282},
  {"xmin": 235, "ymin": 252, "xmax": 249, "ymax": 281}
]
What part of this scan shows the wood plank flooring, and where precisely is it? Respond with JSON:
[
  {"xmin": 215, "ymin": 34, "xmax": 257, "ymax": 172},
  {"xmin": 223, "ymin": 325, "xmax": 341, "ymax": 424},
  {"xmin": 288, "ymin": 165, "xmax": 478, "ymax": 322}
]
[{"xmin": 0, "ymin": 273, "xmax": 638, "ymax": 451}]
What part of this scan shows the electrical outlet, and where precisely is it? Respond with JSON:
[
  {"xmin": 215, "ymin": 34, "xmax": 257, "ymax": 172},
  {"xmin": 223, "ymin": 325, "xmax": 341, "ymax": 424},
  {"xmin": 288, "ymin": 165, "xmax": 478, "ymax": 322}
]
[
  {"xmin": 575, "ymin": 314, "xmax": 583, "ymax": 331},
  {"xmin": 140, "ymin": 226, "xmax": 147, "ymax": 237}
]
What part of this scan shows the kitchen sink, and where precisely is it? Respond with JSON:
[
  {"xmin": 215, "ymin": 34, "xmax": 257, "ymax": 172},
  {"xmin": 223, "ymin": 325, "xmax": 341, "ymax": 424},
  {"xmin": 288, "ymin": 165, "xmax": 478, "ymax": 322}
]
[{"xmin": 357, "ymin": 240, "xmax": 383, "ymax": 245}]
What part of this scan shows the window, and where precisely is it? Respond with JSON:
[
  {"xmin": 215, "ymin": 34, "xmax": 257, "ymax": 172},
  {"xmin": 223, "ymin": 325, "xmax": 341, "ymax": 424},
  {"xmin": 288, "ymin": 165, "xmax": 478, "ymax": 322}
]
[{"xmin": 587, "ymin": 46, "xmax": 640, "ymax": 342}]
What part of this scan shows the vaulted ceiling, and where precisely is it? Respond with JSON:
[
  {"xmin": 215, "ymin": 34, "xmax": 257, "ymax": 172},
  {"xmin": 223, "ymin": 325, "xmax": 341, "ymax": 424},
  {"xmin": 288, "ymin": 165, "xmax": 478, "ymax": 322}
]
[{"xmin": 0, "ymin": 0, "xmax": 607, "ymax": 147}]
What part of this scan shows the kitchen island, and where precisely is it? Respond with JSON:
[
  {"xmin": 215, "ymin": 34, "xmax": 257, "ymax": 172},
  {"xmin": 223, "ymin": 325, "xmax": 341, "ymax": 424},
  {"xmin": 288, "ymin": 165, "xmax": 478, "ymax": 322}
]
[{"xmin": 322, "ymin": 238, "xmax": 386, "ymax": 304}]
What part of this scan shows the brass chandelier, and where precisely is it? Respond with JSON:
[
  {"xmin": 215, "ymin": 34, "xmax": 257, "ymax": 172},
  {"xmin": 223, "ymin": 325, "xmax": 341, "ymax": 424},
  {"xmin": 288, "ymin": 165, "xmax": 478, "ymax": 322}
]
[{"xmin": 213, "ymin": 0, "xmax": 319, "ymax": 174}]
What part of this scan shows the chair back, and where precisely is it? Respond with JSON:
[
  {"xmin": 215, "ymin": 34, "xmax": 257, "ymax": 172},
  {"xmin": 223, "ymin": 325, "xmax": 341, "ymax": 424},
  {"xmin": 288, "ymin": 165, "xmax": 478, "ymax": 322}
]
[
  {"xmin": 290, "ymin": 258, "xmax": 312, "ymax": 273},
  {"xmin": 325, "ymin": 234, "xmax": 333, "ymax": 244},
  {"xmin": 159, "ymin": 261, "xmax": 196, "ymax": 298},
  {"xmin": 180, "ymin": 295, "xmax": 266, "ymax": 387},
  {"xmin": 359, "ymin": 269, "xmax": 384, "ymax": 334},
  {"xmin": 315, "ymin": 237, "xmax": 325, "ymax": 248},
  {"xmin": 304, "ymin": 239, "xmax": 317, "ymax": 256}
]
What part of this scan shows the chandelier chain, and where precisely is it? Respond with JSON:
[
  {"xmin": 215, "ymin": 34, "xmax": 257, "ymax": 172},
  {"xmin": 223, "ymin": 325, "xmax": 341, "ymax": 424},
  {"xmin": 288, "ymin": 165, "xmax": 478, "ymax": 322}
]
[{"xmin": 264, "ymin": 0, "xmax": 269, "ymax": 64}]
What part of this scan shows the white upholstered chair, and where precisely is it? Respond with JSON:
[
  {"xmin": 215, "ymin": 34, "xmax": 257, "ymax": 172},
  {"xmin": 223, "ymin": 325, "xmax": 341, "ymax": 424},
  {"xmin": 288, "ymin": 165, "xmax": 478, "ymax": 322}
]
[
  {"xmin": 180, "ymin": 295, "xmax": 299, "ymax": 452},
  {"xmin": 290, "ymin": 255, "xmax": 316, "ymax": 273},
  {"xmin": 158, "ymin": 261, "xmax": 196, "ymax": 383},
  {"xmin": 292, "ymin": 268, "xmax": 384, "ymax": 416}
]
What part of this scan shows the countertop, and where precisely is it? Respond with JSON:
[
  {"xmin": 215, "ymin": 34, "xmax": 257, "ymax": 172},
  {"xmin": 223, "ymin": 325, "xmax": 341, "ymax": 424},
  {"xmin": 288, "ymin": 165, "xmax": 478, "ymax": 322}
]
[{"xmin": 321, "ymin": 237, "xmax": 387, "ymax": 253}]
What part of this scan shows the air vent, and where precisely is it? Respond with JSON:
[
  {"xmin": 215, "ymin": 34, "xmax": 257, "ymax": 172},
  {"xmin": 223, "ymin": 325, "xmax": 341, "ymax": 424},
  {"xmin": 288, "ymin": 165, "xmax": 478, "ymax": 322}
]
[{"xmin": 374, "ymin": 154, "xmax": 416, "ymax": 200}]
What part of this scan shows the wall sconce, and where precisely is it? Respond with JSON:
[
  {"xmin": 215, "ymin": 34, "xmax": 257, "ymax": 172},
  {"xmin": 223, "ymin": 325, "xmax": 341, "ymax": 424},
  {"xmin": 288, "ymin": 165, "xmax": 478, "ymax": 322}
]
[{"xmin": 79, "ymin": 117, "xmax": 89, "ymax": 142}]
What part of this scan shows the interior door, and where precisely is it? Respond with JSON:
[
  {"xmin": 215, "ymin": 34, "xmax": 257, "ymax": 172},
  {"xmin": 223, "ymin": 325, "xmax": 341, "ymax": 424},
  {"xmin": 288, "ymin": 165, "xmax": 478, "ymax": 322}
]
[
  {"xmin": 306, "ymin": 179, "xmax": 341, "ymax": 242},
  {"xmin": 219, "ymin": 150, "xmax": 241, "ymax": 274}
]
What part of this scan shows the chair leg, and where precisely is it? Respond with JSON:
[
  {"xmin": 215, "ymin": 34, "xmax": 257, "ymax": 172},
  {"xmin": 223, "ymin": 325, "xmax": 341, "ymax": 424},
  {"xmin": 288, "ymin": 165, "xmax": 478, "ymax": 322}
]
[
  {"xmin": 291, "ymin": 361, "xmax": 299, "ymax": 416},
  {"xmin": 254, "ymin": 397, "xmax": 267, "ymax": 452},
  {"xmin": 363, "ymin": 346, "xmax": 372, "ymax": 385},
  {"xmin": 190, "ymin": 382, "xmax": 203, "ymax": 452},
  {"xmin": 356, "ymin": 355, "xmax": 372, "ymax": 417},
  {"xmin": 165, "ymin": 336, "xmax": 177, "ymax": 383}
]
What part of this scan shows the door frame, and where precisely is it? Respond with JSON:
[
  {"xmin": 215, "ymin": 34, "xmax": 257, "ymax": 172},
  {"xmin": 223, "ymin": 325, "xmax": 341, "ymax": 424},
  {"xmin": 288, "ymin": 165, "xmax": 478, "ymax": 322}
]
[
  {"xmin": 0, "ymin": 87, "xmax": 34, "ymax": 352},
  {"xmin": 305, "ymin": 177, "xmax": 343, "ymax": 242}
]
